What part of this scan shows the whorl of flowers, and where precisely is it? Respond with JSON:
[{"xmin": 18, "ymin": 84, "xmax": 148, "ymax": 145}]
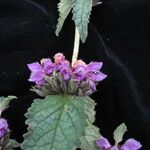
[{"xmin": 28, "ymin": 53, "xmax": 107, "ymax": 96}]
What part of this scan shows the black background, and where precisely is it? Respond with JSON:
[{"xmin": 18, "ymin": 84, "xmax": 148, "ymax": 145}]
[{"xmin": 0, "ymin": 0, "xmax": 149, "ymax": 149}]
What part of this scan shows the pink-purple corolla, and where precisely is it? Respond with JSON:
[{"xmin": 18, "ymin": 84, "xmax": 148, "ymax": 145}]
[
  {"xmin": 0, "ymin": 118, "xmax": 8, "ymax": 138},
  {"xmin": 28, "ymin": 53, "xmax": 107, "ymax": 93},
  {"xmin": 96, "ymin": 137, "xmax": 142, "ymax": 150}
]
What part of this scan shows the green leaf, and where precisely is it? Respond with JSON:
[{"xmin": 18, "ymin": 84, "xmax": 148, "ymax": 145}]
[
  {"xmin": 113, "ymin": 123, "xmax": 127, "ymax": 145},
  {"xmin": 72, "ymin": 0, "xmax": 93, "ymax": 43},
  {"xmin": 80, "ymin": 97, "xmax": 100, "ymax": 150},
  {"xmin": 21, "ymin": 95, "xmax": 96, "ymax": 150},
  {"xmin": 0, "ymin": 96, "xmax": 17, "ymax": 114},
  {"xmin": 56, "ymin": 0, "xmax": 74, "ymax": 36},
  {"xmin": 80, "ymin": 123, "xmax": 100, "ymax": 150}
]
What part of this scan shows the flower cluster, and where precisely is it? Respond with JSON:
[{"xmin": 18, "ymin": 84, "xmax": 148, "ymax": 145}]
[
  {"xmin": 0, "ymin": 118, "xmax": 8, "ymax": 138},
  {"xmin": 28, "ymin": 53, "xmax": 107, "ymax": 96},
  {"xmin": 96, "ymin": 137, "xmax": 142, "ymax": 150}
]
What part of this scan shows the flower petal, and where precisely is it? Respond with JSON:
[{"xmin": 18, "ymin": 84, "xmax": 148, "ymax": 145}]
[
  {"xmin": 0, "ymin": 118, "xmax": 8, "ymax": 138},
  {"xmin": 95, "ymin": 72, "xmax": 107, "ymax": 81},
  {"xmin": 74, "ymin": 65, "xmax": 87, "ymax": 81},
  {"xmin": 96, "ymin": 137, "xmax": 111, "ymax": 149},
  {"xmin": 86, "ymin": 62, "xmax": 103, "ymax": 72},
  {"xmin": 28, "ymin": 70, "xmax": 44, "ymax": 83},
  {"xmin": 121, "ymin": 139, "xmax": 142, "ymax": 150},
  {"xmin": 27, "ymin": 62, "xmax": 42, "ymax": 71},
  {"xmin": 0, "ymin": 118, "xmax": 8, "ymax": 130}
]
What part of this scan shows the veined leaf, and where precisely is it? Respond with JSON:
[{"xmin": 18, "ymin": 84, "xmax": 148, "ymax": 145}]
[
  {"xmin": 72, "ymin": 0, "xmax": 93, "ymax": 43},
  {"xmin": 113, "ymin": 123, "xmax": 127, "ymax": 145},
  {"xmin": 56, "ymin": 0, "xmax": 74, "ymax": 36},
  {"xmin": 21, "ymin": 95, "xmax": 96, "ymax": 150}
]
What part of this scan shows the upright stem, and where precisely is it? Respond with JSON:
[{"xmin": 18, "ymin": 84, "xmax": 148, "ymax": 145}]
[{"xmin": 71, "ymin": 27, "xmax": 80, "ymax": 66}]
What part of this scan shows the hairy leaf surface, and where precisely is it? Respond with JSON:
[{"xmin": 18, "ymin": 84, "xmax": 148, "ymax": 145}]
[
  {"xmin": 21, "ymin": 95, "xmax": 96, "ymax": 150},
  {"xmin": 113, "ymin": 123, "xmax": 127, "ymax": 144},
  {"xmin": 56, "ymin": 0, "xmax": 74, "ymax": 36},
  {"xmin": 72, "ymin": 0, "xmax": 93, "ymax": 43}
]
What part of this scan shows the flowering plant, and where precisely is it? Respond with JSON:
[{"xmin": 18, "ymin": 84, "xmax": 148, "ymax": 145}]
[
  {"xmin": 20, "ymin": 0, "xmax": 142, "ymax": 149},
  {"xmin": 21, "ymin": 53, "xmax": 106, "ymax": 150},
  {"xmin": 21, "ymin": 53, "xmax": 141, "ymax": 150}
]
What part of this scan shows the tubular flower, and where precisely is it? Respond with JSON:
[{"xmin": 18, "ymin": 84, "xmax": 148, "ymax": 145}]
[{"xmin": 28, "ymin": 53, "xmax": 107, "ymax": 96}]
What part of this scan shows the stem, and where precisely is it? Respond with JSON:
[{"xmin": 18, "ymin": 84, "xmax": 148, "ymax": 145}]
[{"xmin": 71, "ymin": 27, "xmax": 80, "ymax": 66}]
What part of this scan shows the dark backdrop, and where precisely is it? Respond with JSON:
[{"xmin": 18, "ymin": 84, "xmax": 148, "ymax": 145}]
[{"xmin": 0, "ymin": 0, "xmax": 149, "ymax": 149}]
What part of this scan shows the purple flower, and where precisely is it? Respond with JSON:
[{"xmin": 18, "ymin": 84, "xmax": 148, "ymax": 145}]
[
  {"xmin": 86, "ymin": 62, "xmax": 103, "ymax": 72},
  {"xmin": 28, "ymin": 62, "xmax": 45, "ymax": 85},
  {"xmin": 27, "ymin": 54, "xmax": 107, "ymax": 94},
  {"xmin": 73, "ymin": 65, "xmax": 87, "ymax": 81},
  {"xmin": 86, "ymin": 71, "xmax": 107, "ymax": 82},
  {"xmin": 41, "ymin": 58, "xmax": 56, "ymax": 74},
  {"xmin": 28, "ymin": 59, "xmax": 57, "ymax": 85},
  {"xmin": 86, "ymin": 62, "xmax": 107, "ymax": 81},
  {"xmin": 121, "ymin": 139, "xmax": 142, "ymax": 150},
  {"xmin": 96, "ymin": 137, "xmax": 142, "ymax": 150},
  {"xmin": 96, "ymin": 137, "xmax": 111, "ymax": 149},
  {"xmin": 0, "ymin": 118, "xmax": 8, "ymax": 138},
  {"xmin": 73, "ymin": 61, "xmax": 107, "ymax": 90},
  {"xmin": 58, "ymin": 61, "xmax": 72, "ymax": 80}
]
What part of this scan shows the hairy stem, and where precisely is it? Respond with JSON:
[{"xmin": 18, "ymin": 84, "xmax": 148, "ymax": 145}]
[{"xmin": 71, "ymin": 27, "xmax": 80, "ymax": 66}]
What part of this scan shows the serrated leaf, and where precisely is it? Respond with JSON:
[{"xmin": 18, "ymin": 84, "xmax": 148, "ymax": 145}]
[
  {"xmin": 56, "ymin": 0, "xmax": 74, "ymax": 36},
  {"xmin": 80, "ymin": 124, "xmax": 100, "ymax": 150},
  {"xmin": 113, "ymin": 123, "xmax": 127, "ymax": 145},
  {"xmin": 21, "ymin": 95, "xmax": 96, "ymax": 150},
  {"xmin": 72, "ymin": 0, "xmax": 93, "ymax": 43}
]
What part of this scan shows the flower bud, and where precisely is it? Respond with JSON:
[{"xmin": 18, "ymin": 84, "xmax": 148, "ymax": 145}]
[
  {"xmin": 72, "ymin": 60, "xmax": 87, "ymax": 69},
  {"xmin": 54, "ymin": 53, "xmax": 65, "ymax": 64}
]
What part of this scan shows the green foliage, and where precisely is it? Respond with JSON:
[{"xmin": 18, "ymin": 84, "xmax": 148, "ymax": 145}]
[
  {"xmin": 72, "ymin": 0, "xmax": 93, "ymax": 43},
  {"xmin": 80, "ymin": 123, "xmax": 100, "ymax": 150},
  {"xmin": 56, "ymin": 0, "xmax": 74, "ymax": 36},
  {"xmin": 21, "ymin": 95, "xmax": 98, "ymax": 150},
  {"xmin": 56, "ymin": 0, "xmax": 93, "ymax": 43},
  {"xmin": 0, "ymin": 96, "xmax": 17, "ymax": 115},
  {"xmin": 113, "ymin": 123, "xmax": 127, "ymax": 145}
]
